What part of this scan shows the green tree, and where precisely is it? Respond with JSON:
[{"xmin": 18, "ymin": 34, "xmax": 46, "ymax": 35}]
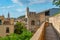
[
  {"xmin": 14, "ymin": 22, "xmax": 25, "ymax": 34},
  {"xmin": 53, "ymin": 0, "xmax": 60, "ymax": 7},
  {"xmin": 0, "ymin": 31, "xmax": 32, "ymax": 40},
  {"xmin": 0, "ymin": 22, "xmax": 33, "ymax": 40},
  {"xmin": 19, "ymin": 29, "xmax": 33, "ymax": 40}
]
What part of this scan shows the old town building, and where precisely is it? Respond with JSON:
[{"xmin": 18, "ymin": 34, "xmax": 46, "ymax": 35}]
[
  {"xmin": 0, "ymin": 13, "xmax": 14, "ymax": 37},
  {"xmin": 25, "ymin": 7, "xmax": 59, "ymax": 32}
]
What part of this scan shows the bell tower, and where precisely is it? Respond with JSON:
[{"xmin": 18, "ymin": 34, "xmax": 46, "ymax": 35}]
[
  {"xmin": 25, "ymin": 7, "xmax": 29, "ymax": 18},
  {"xmin": 25, "ymin": 7, "xmax": 29, "ymax": 30},
  {"xmin": 8, "ymin": 12, "xmax": 10, "ymax": 19}
]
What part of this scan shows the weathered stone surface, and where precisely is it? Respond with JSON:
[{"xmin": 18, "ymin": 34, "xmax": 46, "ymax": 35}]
[
  {"xmin": 0, "ymin": 16, "xmax": 14, "ymax": 37},
  {"xmin": 45, "ymin": 24, "xmax": 59, "ymax": 40},
  {"xmin": 49, "ymin": 14, "xmax": 60, "ymax": 34}
]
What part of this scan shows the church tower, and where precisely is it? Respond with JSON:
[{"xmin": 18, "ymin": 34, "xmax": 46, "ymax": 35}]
[
  {"xmin": 8, "ymin": 12, "xmax": 10, "ymax": 19},
  {"xmin": 25, "ymin": 7, "xmax": 29, "ymax": 30},
  {"xmin": 25, "ymin": 7, "xmax": 29, "ymax": 18}
]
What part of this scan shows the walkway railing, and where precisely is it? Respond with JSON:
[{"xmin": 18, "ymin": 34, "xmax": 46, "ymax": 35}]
[{"xmin": 30, "ymin": 22, "xmax": 49, "ymax": 40}]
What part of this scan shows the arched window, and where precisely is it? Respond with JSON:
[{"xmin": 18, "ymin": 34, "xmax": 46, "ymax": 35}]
[
  {"xmin": 6, "ymin": 27, "xmax": 9, "ymax": 33},
  {"xmin": 31, "ymin": 20, "xmax": 35, "ymax": 25},
  {"xmin": 0, "ymin": 20, "xmax": 2, "ymax": 25}
]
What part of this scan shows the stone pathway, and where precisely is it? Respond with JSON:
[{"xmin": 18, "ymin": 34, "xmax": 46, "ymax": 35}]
[{"xmin": 45, "ymin": 23, "xmax": 59, "ymax": 40}]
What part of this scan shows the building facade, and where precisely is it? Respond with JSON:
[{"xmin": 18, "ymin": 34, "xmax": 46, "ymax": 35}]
[
  {"xmin": 25, "ymin": 7, "xmax": 46, "ymax": 32},
  {"xmin": 25, "ymin": 7, "xmax": 59, "ymax": 32},
  {"xmin": 0, "ymin": 13, "xmax": 14, "ymax": 37}
]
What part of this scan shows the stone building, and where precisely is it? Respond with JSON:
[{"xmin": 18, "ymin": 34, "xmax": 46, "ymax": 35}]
[
  {"xmin": 14, "ymin": 18, "xmax": 26, "ymax": 24},
  {"xmin": 25, "ymin": 7, "xmax": 48, "ymax": 32},
  {"xmin": 25, "ymin": 7, "xmax": 59, "ymax": 32},
  {"xmin": 0, "ymin": 13, "xmax": 14, "ymax": 37}
]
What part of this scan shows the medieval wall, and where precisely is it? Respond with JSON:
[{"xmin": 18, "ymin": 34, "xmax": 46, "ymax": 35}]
[
  {"xmin": 26, "ymin": 8, "xmax": 46, "ymax": 32},
  {"xmin": 49, "ymin": 15, "xmax": 60, "ymax": 34}
]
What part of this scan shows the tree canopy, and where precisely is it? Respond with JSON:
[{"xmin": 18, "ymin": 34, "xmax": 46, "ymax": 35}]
[
  {"xmin": 14, "ymin": 22, "xmax": 25, "ymax": 34},
  {"xmin": 53, "ymin": 0, "xmax": 60, "ymax": 7}
]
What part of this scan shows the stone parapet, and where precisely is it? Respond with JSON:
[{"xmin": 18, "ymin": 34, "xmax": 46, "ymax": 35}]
[
  {"xmin": 30, "ymin": 22, "xmax": 47, "ymax": 40},
  {"xmin": 49, "ymin": 17, "xmax": 60, "ymax": 34}
]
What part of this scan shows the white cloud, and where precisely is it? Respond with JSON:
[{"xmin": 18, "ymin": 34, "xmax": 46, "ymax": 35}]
[
  {"xmin": 29, "ymin": 0, "xmax": 53, "ymax": 5},
  {"xmin": 11, "ymin": 0, "xmax": 53, "ymax": 6},
  {"xmin": 7, "ymin": 5, "xmax": 15, "ymax": 8},
  {"xmin": 0, "ymin": 5, "xmax": 15, "ymax": 9},
  {"xmin": 47, "ymin": 0, "xmax": 53, "ymax": 2},
  {"xmin": 29, "ymin": 0, "xmax": 45, "ymax": 5},
  {"xmin": 0, "ymin": 7, "xmax": 5, "ymax": 9},
  {"xmin": 11, "ymin": 0, "xmax": 23, "ymax": 6},
  {"xmin": 16, "ymin": 8, "xmax": 26, "ymax": 12}
]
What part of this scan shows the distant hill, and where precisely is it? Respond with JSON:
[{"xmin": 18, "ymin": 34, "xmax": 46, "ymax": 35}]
[
  {"xmin": 53, "ymin": 12, "xmax": 60, "ymax": 16},
  {"xmin": 49, "ymin": 8, "xmax": 60, "ymax": 16},
  {"xmin": 18, "ymin": 15, "xmax": 25, "ymax": 19}
]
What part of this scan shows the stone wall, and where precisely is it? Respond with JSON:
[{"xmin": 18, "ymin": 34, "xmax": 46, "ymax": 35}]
[
  {"xmin": 30, "ymin": 22, "xmax": 45, "ymax": 40},
  {"xmin": 26, "ymin": 10, "xmax": 45, "ymax": 32},
  {"xmin": 0, "ymin": 16, "xmax": 14, "ymax": 37},
  {"xmin": 0, "ymin": 25, "xmax": 14, "ymax": 37},
  {"xmin": 49, "ymin": 16, "xmax": 60, "ymax": 34}
]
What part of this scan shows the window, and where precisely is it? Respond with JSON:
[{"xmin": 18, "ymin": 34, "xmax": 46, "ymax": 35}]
[
  {"xmin": 6, "ymin": 27, "xmax": 9, "ymax": 33},
  {"xmin": 45, "ymin": 11, "xmax": 50, "ymax": 16},
  {"xmin": 31, "ymin": 20, "xmax": 35, "ymax": 25},
  {"xmin": 0, "ymin": 20, "xmax": 2, "ymax": 25}
]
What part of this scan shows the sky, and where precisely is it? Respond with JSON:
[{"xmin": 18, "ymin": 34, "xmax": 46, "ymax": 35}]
[{"xmin": 0, "ymin": 0, "xmax": 58, "ymax": 18}]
